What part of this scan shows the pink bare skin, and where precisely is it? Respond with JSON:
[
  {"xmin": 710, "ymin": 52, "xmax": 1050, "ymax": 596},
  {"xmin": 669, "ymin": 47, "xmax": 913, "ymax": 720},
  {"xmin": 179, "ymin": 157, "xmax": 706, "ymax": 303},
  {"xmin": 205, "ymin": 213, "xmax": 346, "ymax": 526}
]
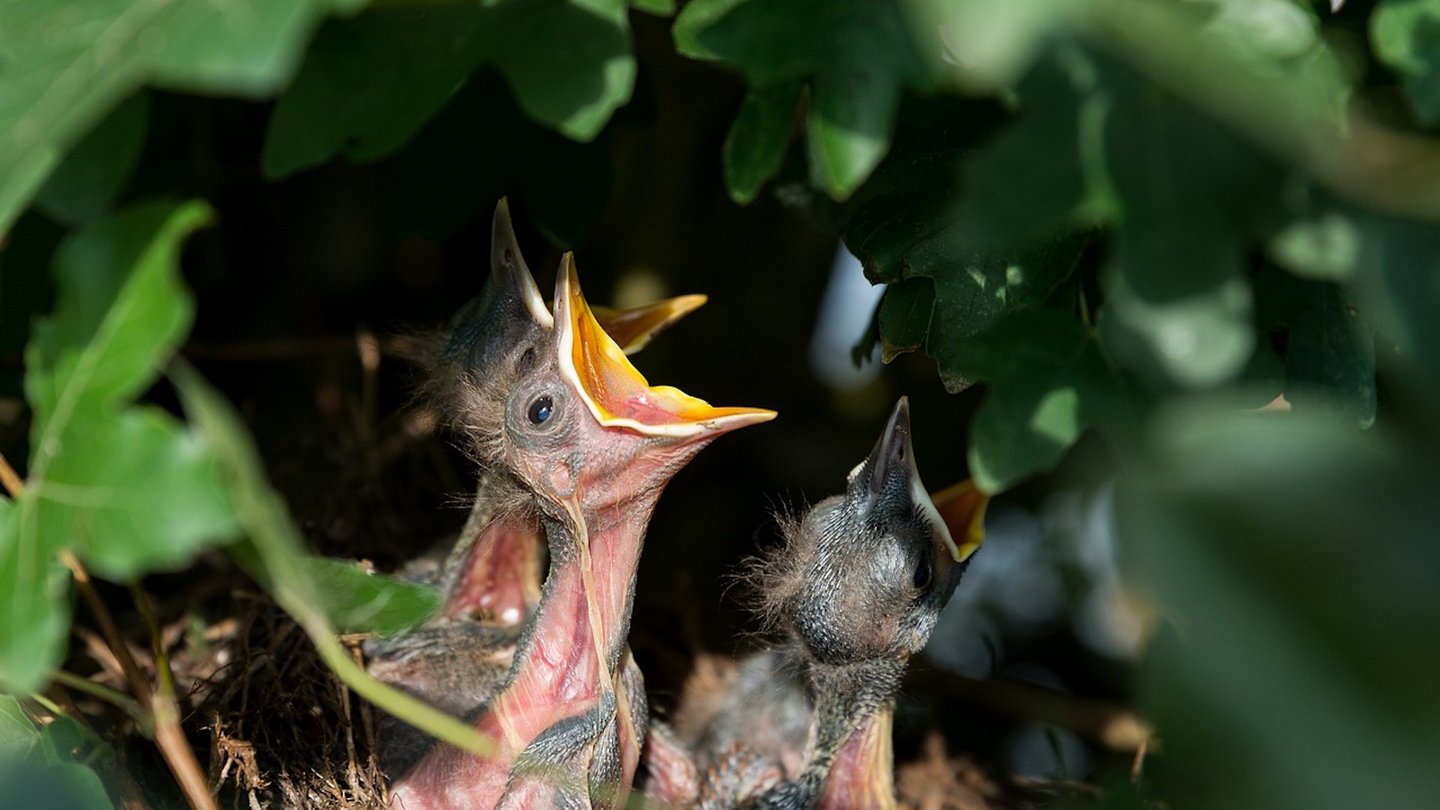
[{"xmin": 390, "ymin": 261, "xmax": 773, "ymax": 808}]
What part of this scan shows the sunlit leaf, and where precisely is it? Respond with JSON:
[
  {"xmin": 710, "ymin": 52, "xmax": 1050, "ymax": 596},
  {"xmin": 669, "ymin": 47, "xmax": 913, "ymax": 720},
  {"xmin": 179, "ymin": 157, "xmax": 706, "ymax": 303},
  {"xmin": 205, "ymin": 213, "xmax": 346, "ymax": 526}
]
[
  {"xmin": 0, "ymin": 0, "xmax": 337, "ymax": 236},
  {"xmin": 264, "ymin": 0, "xmax": 634, "ymax": 178},
  {"xmin": 0, "ymin": 201, "xmax": 236, "ymax": 691},
  {"xmin": 676, "ymin": 0, "xmax": 939, "ymax": 199},
  {"xmin": 1372, "ymin": 0, "xmax": 1440, "ymax": 125}
]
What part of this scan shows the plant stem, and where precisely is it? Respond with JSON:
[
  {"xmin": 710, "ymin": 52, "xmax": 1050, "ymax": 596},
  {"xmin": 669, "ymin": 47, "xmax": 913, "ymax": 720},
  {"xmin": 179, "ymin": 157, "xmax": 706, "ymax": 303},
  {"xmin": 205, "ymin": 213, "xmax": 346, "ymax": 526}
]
[
  {"xmin": 51, "ymin": 670, "xmax": 149, "ymax": 729},
  {"xmin": 0, "ymin": 450, "xmax": 23, "ymax": 497},
  {"xmin": 131, "ymin": 583, "xmax": 218, "ymax": 810}
]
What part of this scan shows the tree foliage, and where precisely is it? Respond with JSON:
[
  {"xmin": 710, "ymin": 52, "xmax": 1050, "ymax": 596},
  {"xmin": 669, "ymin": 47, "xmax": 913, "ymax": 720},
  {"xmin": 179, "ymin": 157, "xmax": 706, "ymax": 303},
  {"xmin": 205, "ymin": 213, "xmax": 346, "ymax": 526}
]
[{"xmin": 1, "ymin": 0, "xmax": 1438, "ymax": 806}]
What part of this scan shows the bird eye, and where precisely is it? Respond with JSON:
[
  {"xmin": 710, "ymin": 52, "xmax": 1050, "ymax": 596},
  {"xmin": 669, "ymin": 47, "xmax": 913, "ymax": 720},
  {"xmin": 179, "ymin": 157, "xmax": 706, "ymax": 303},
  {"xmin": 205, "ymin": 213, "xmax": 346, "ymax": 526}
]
[
  {"xmin": 527, "ymin": 395, "xmax": 554, "ymax": 425},
  {"xmin": 912, "ymin": 554, "xmax": 932, "ymax": 590}
]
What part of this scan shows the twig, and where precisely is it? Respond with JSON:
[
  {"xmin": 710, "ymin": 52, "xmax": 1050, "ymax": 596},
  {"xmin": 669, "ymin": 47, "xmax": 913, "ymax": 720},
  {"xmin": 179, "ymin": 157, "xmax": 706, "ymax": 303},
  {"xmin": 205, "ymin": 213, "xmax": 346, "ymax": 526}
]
[
  {"xmin": 0, "ymin": 450, "xmax": 23, "ymax": 496},
  {"xmin": 133, "ymin": 583, "xmax": 219, "ymax": 810},
  {"xmin": 906, "ymin": 667, "xmax": 1154, "ymax": 751},
  {"xmin": 62, "ymin": 551, "xmax": 152, "ymax": 703}
]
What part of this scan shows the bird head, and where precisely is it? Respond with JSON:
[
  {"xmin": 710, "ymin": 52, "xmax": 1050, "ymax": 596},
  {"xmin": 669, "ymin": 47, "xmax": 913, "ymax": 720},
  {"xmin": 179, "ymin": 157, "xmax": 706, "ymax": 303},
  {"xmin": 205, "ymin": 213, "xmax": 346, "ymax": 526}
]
[
  {"xmin": 493, "ymin": 254, "xmax": 776, "ymax": 520},
  {"xmin": 771, "ymin": 398, "xmax": 986, "ymax": 666},
  {"xmin": 439, "ymin": 199, "xmax": 714, "ymax": 469}
]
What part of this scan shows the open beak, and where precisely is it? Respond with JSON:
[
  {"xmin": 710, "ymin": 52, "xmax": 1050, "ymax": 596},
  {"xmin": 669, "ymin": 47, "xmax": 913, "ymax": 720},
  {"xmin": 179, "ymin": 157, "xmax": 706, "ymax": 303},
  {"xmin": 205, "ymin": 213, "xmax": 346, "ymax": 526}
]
[
  {"xmin": 930, "ymin": 479, "xmax": 987, "ymax": 563},
  {"xmin": 592, "ymin": 294, "xmax": 708, "ymax": 355},
  {"xmin": 554, "ymin": 255, "xmax": 776, "ymax": 438}
]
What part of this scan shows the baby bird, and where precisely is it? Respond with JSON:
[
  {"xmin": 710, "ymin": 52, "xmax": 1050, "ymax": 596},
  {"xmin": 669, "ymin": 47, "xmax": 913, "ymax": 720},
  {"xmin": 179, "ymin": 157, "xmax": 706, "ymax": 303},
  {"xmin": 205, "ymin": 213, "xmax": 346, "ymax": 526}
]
[
  {"xmin": 656, "ymin": 397, "xmax": 986, "ymax": 809},
  {"xmin": 389, "ymin": 254, "xmax": 775, "ymax": 809},
  {"xmin": 365, "ymin": 199, "xmax": 705, "ymax": 778}
]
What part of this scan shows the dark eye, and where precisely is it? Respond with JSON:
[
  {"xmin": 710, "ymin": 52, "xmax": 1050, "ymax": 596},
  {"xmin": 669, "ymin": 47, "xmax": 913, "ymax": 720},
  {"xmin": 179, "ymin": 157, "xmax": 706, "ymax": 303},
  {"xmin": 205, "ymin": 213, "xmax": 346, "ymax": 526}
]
[
  {"xmin": 912, "ymin": 554, "xmax": 932, "ymax": 590},
  {"xmin": 527, "ymin": 395, "xmax": 554, "ymax": 425}
]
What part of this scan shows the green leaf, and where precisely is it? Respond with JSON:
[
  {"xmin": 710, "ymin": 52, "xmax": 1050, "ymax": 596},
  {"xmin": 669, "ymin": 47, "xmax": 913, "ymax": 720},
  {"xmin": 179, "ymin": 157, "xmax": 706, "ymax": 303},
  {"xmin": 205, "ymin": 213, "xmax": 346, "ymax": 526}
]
[
  {"xmin": 0, "ymin": 497, "xmax": 69, "ymax": 692},
  {"xmin": 1352, "ymin": 213, "xmax": 1440, "ymax": 413},
  {"xmin": 675, "ymin": 0, "xmax": 938, "ymax": 199},
  {"xmin": 262, "ymin": 7, "xmax": 488, "ymax": 179},
  {"xmin": 0, "ymin": 200, "xmax": 236, "ymax": 691},
  {"xmin": 34, "ymin": 93, "xmax": 150, "ymax": 225},
  {"xmin": 850, "ymin": 170, "xmax": 1089, "ymax": 364},
  {"xmin": 43, "ymin": 409, "xmax": 239, "ymax": 580},
  {"xmin": 1121, "ymin": 402, "xmax": 1440, "ymax": 810},
  {"xmin": 0, "ymin": 0, "xmax": 334, "ymax": 236},
  {"xmin": 875, "ymin": 278, "xmax": 934, "ymax": 362},
  {"xmin": 630, "ymin": 0, "xmax": 675, "ymax": 14},
  {"xmin": 0, "ymin": 760, "xmax": 110, "ymax": 809},
  {"xmin": 264, "ymin": 0, "xmax": 634, "ymax": 177},
  {"xmin": 0, "ymin": 695, "xmax": 33, "ymax": 756},
  {"xmin": 1372, "ymin": 0, "xmax": 1440, "ymax": 126},
  {"xmin": 1100, "ymin": 271, "xmax": 1256, "ymax": 391},
  {"xmin": 488, "ymin": 0, "xmax": 634, "ymax": 142},
  {"xmin": 1099, "ymin": 64, "xmax": 1284, "ymax": 389},
  {"xmin": 955, "ymin": 48, "xmax": 1117, "ymax": 246},
  {"xmin": 906, "ymin": 0, "xmax": 1075, "ymax": 92},
  {"xmin": 1267, "ymin": 209, "xmax": 1361, "ymax": 281},
  {"xmin": 303, "ymin": 557, "xmax": 441, "ymax": 636},
  {"xmin": 722, "ymin": 80, "xmax": 803, "ymax": 204},
  {"xmin": 935, "ymin": 308, "xmax": 1137, "ymax": 493},
  {"xmin": 26, "ymin": 202, "xmax": 209, "ymax": 435}
]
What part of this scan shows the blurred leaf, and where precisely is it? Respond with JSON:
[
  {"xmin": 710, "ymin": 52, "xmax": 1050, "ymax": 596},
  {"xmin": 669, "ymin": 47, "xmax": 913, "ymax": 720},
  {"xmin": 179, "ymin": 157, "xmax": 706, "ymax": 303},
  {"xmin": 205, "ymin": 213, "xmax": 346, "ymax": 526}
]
[
  {"xmin": 264, "ymin": 0, "xmax": 633, "ymax": 178},
  {"xmin": 379, "ymin": 72, "xmax": 613, "ymax": 245},
  {"xmin": 0, "ymin": 760, "xmax": 110, "ymax": 809},
  {"xmin": 631, "ymin": 0, "xmax": 675, "ymax": 14},
  {"xmin": 0, "ymin": 0, "xmax": 336, "ymax": 236},
  {"xmin": 1353, "ymin": 213, "xmax": 1440, "ymax": 412},
  {"xmin": 1372, "ymin": 0, "xmax": 1440, "ymax": 125},
  {"xmin": 263, "ymin": 7, "xmax": 489, "ymax": 178},
  {"xmin": 0, "ymin": 201, "xmax": 237, "ymax": 691},
  {"xmin": 723, "ymin": 80, "xmax": 803, "ymax": 205},
  {"xmin": 1121, "ymin": 402, "xmax": 1440, "ymax": 810},
  {"xmin": 1256, "ymin": 268, "xmax": 1375, "ymax": 425},
  {"xmin": 936, "ymin": 308, "xmax": 1137, "ymax": 493},
  {"xmin": 303, "ymin": 557, "xmax": 440, "ymax": 636},
  {"xmin": 954, "ymin": 48, "xmax": 1116, "ymax": 246},
  {"xmin": 909, "ymin": 0, "xmax": 1075, "ymax": 92},
  {"xmin": 34, "ymin": 93, "xmax": 150, "ymax": 225},
  {"xmin": 1100, "ymin": 273, "xmax": 1256, "ymax": 391},
  {"xmin": 676, "ymin": 0, "xmax": 938, "ymax": 199},
  {"xmin": 1267, "ymin": 208, "xmax": 1361, "ymax": 281},
  {"xmin": 0, "ymin": 698, "xmax": 110, "ymax": 808},
  {"xmin": 1099, "ymin": 64, "xmax": 1285, "ymax": 389}
]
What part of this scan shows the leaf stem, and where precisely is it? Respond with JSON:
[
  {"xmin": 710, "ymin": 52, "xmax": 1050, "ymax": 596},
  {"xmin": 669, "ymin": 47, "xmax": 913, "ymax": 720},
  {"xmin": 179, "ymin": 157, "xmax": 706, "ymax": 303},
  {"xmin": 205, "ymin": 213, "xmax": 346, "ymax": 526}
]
[{"xmin": 50, "ymin": 670, "xmax": 150, "ymax": 729}]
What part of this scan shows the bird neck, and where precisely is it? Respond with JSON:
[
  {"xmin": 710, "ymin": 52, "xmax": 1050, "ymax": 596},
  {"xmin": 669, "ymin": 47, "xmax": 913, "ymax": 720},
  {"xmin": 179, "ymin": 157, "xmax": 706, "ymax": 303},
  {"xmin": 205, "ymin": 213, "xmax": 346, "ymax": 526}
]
[
  {"xmin": 770, "ymin": 656, "xmax": 903, "ymax": 809},
  {"xmin": 479, "ymin": 484, "xmax": 661, "ymax": 750}
]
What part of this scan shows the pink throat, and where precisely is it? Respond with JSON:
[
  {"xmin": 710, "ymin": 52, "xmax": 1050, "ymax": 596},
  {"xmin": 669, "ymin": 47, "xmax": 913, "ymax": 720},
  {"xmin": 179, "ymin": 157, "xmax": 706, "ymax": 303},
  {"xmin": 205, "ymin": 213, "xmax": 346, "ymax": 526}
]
[{"xmin": 392, "ymin": 493, "xmax": 658, "ymax": 808}]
